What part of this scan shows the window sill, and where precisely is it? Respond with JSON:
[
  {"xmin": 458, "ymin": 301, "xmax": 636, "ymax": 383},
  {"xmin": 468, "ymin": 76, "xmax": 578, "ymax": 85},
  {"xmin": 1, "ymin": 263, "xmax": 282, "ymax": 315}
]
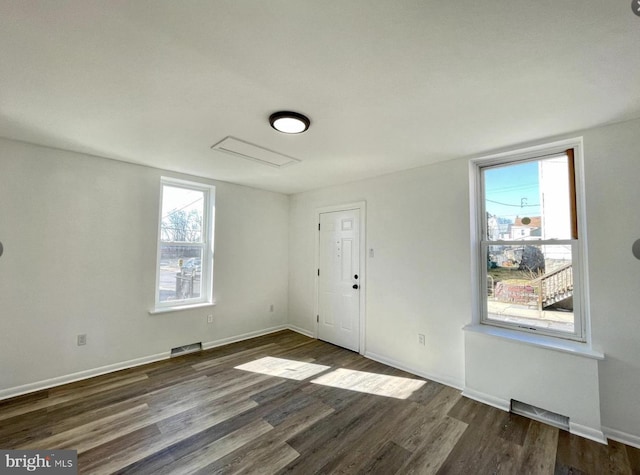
[
  {"xmin": 463, "ymin": 324, "xmax": 604, "ymax": 360},
  {"xmin": 149, "ymin": 301, "xmax": 216, "ymax": 315}
]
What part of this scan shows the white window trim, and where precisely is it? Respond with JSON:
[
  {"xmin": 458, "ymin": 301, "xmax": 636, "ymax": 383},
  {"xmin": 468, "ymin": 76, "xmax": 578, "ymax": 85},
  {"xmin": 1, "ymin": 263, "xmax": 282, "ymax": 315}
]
[
  {"xmin": 469, "ymin": 137, "xmax": 592, "ymax": 345},
  {"xmin": 152, "ymin": 177, "xmax": 215, "ymax": 313}
]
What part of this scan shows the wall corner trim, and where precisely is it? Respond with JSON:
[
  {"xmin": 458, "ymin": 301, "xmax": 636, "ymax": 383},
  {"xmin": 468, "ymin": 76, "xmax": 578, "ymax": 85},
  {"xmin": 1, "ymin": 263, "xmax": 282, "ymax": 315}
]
[
  {"xmin": 365, "ymin": 351, "xmax": 464, "ymax": 390},
  {"xmin": 201, "ymin": 325, "xmax": 288, "ymax": 350},
  {"xmin": 461, "ymin": 388, "xmax": 511, "ymax": 412},
  {"xmin": 287, "ymin": 324, "xmax": 315, "ymax": 339},
  {"xmin": 602, "ymin": 426, "xmax": 640, "ymax": 450},
  {"xmin": 570, "ymin": 422, "xmax": 607, "ymax": 445}
]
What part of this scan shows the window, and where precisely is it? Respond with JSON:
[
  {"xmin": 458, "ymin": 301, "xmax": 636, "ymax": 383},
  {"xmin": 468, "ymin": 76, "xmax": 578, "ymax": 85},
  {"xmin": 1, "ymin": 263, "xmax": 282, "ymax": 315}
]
[
  {"xmin": 154, "ymin": 178, "xmax": 215, "ymax": 311},
  {"xmin": 474, "ymin": 143, "xmax": 586, "ymax": 341}
]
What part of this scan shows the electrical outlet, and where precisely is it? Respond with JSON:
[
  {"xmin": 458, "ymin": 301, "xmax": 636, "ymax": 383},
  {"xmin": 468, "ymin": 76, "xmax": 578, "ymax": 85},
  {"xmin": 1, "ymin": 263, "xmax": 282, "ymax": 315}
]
[
  {"xmin": 77, "ymin": 334, "xmax": 87, "ymax": 346},
  {"xmin": 418, "ymin": 334, "xmax": 425, "ymax": 346},
  {"xmin": 207, "ymin": 315, "xmax": 214, "ymax": 324},
  {"xmin": 269, "ymin": 304, "xmax": 274, "ymax": 312}
]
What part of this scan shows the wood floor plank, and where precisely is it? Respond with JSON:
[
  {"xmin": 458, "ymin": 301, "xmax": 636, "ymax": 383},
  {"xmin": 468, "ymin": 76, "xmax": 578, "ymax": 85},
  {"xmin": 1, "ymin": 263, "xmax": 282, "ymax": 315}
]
[
  {"xmin": 0, "ymin": 408, "xmax": 52, "ymax": 447},
  {"xmin": 155, "ymin": 418, "xmax": 274, "ymax": 475},
  {"xmin": 554, "ymin": 429, "xmax": 632, "ymax": 474},
  {"xmin": 191, "ymin": 400, "xmax": 327, "ymax": 475},
  {"xmin": 499, "ymin": 412, "xmax": 532, "ymax": 446},
  {"xmin": 48, "ymin": 372, "xmax": 149, "ymax": 398},
  {"xmin": 234, "ymin": 356, "xmax": 327, "ymax": 380},
  {"xmin": 21, "ymin": 371, "xmax": 272, "ymax": 455},
  {"xmin": 79, "ymin": 424, "xmax": 164, "ymax": 473},
  {"xmin": 406, "ymin": 379, "xmax": 446, "ymax": 406},
  {"xmin": 627, "ymin": 444, "xmax": 640, "ymax": 474},
  {"xmin": 517, "ymin": 420, "xmax": 559, "ymax": 475},
  {"xmin": 393, "ymin": 384, "xmax": 462, "ymax": 452},
  {"xmin": 3, "ymin": 374, "xmax": 205, "ymax": 446},
  {"xmin": 600, "ymin": 439, "xmax": 633, "ymax": 475},
  {"xmin": 120, "ymin": 386, "xmax": 331, "ymax": 475},
  {"xmin": 447, "ymin": 394, "xmax": 484, "ymax": 424},
  {"xmin": 19, "ymin": 403, "xmax": 151, "ymax": 451},
  {"xmin": 202, "ymin": 399, "xmax": 332, "ymax": 474},
  {"xmin": 474, "ymin": 431, "xmax": 525, "ymax": 475},
  {"xmin": 82, "ymin": 398, "xmax": 258, "ymax": 474},
  {"xmin": 301, "ymin": 382, "xmax": 366, "ymax": 411},
  {"xmin": 357, "ymin": 440, "xmax": 412, "ymax": 475},
  {"xmin": 0, "ymin": 393, "xmax": 83, "ymax": 422},
  {"xmin": 436, "ymin": 404, "xmax": 515, "ymax": 473},
  {"xmin": 202, "ymin": 441, "xmax": 299, "ymax": 475},
  {"xmin": 314, "ymin": 398, "xmax": 419, "ymax": 474},
  {"xmin": 0, "ymin": 330, "xmax": 636, "ymax": 475},
  {"xmin": 281, "ymin": 397, "xmax": 395, "ymax": 473},
  {"xmin": 397, "ymin": 415, "xmax": 468, "ymax": 474},
  {"xmin": 232, "ymin": 443, "xmax": 299, "ymax": 475},
  {"xmin": 0, "ymin": 374, "xmax": 150, "ymax": 422},
  {"xmin": 266, "ymin": 398, "xmax": 335, "ymax": 442},
  {"xmin": 191, "ymin": 343, "xmax": 280, "ymax": 371}
]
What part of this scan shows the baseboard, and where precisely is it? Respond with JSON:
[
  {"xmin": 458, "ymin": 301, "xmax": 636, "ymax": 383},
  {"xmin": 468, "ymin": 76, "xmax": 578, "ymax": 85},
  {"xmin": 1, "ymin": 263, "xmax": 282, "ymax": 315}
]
[
  {"xmin": 0, "ymin": 324, "xmax": 290, "ymax": 402},
  {"xmin": 603, "ymin": 426, "xmax": 640, "ymax": 449},
  {"xmin": 201, "ymin": 324, "xmax": 288, "ymax": 350},
  {"xmin": 461, "ymin": 388, "xmax": 607, "ymax": 445},
  {"xmin": 570, "ymin": 422, "xmax": 607, "ymax": 445},
  {"xmin": 460, "ymin": 388, "xmax": 511, "ymax": 412},
  {"xmin": 0, "ymin": 351, "xmax": 170, "ymax": 401},
  {"xmin": 364, "ymin": 351, "xmax": 464, "ymax": 390},
  {"xmin": 286, "ymin": 324, "xmax": 315, "ymax": 339}
]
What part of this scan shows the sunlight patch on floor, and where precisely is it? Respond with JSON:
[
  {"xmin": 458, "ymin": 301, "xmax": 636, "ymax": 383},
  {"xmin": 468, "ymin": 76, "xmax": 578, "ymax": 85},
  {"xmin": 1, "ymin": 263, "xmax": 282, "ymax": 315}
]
[
  {"xmin": 235, "ymin": 356, "xmax": 330, "ymax": 381},
  {"xmin": 310, "ymin": 368, "xmax": 426, "ymax": 399}
]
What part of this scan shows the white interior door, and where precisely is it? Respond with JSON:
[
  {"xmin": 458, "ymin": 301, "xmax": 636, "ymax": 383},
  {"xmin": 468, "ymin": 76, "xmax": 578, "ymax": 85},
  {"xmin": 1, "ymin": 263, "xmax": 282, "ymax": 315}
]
[{"xmin": 318, "ymin": 209, "xmax": 360, "ymax": 352}]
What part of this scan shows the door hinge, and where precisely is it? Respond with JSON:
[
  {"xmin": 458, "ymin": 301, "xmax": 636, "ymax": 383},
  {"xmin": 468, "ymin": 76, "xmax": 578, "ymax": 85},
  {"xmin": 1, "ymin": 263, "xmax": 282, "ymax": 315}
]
[
  {"xmin": 318, "ymin": 223, "xmax": 320, "ymax": 231},
  {"xmin": 317, "ymin": 268, "xmax": 320, "ymax": 276},
  {"xmin": 317, "ymin": 315, "xmax": 319, "ymax": 323}
]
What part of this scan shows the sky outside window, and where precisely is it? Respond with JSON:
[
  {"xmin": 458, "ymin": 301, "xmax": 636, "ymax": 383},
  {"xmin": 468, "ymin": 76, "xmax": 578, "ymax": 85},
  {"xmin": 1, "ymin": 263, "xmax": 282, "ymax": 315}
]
[
  {"xmin": 484, "ymin": 161, "xmax": 540, "ymax": 223},
  {"xmin": 161, "ymin": 186, "xmax": 204, "ymax": 243}
]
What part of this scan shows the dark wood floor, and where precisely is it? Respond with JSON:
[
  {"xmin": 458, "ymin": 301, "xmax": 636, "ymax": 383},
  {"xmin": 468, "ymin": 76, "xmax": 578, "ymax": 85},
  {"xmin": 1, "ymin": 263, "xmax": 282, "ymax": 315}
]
[{"xmin": 1, "ymin": 330, "xmax": 638, "ymax": 474}]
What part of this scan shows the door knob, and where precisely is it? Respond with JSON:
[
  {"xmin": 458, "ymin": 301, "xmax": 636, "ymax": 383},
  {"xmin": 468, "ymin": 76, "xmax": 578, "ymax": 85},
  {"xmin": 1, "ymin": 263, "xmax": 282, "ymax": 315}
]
[{"xmin": 352, "ymin": 284, "xmax": 359, "ymax": 289}]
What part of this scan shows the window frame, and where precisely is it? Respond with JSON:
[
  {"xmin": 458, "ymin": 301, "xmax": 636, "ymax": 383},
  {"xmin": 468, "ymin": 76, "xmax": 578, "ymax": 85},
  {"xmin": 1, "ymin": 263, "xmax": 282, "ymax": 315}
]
[
  {"xmin": 470, "ymin": 139, "xmax": 589, "ymax": 343},
  {"xmin": 153, "ymin": 177, "xmax": 215, "ymax": 312}
]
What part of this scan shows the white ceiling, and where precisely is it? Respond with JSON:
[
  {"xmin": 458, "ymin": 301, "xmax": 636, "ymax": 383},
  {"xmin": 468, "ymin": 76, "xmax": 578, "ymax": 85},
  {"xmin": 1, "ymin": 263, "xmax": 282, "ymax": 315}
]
[{"xmin": 1, "ymin": 1, "xmax": 639, "ymax": 194}]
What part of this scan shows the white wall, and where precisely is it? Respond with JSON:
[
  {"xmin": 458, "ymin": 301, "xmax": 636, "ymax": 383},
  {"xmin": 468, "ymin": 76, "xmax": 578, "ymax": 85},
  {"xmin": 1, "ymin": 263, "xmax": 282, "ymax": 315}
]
[
  {"xmin": 0, "ymin": 138, "xmax": 289, "ymax": 395},
  {"xmin": 289, "ymin": 159, "xmax": 471, "ymax": 388},
  {"xmin": 582, "ymin": 118, "xmax": 640, "ymax": 444},
  {"xmin": 288, "ymin": 117, "xmax": 640, "ymax": 445}
]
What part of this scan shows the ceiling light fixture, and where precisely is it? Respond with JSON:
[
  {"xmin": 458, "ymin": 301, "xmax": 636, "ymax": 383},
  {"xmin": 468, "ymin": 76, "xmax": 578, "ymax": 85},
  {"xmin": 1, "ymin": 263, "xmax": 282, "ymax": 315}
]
[{"xmin": 269, "ymin": 111, "xmax": 310, "ymax": 134}]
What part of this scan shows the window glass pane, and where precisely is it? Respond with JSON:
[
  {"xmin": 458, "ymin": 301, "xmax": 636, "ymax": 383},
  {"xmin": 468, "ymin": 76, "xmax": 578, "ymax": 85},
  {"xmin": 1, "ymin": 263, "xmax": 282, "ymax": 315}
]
[
  {"xmin": 486, "ymin": 244, "xmax": 574, "ymax": 333},
  {"xmin": 484, "ymin": 155, "xmax": 571, "ymax": 241},
  {"xmin": 158, "ymin": 245, "xmax": 203, "ymax": 303},
  {"xmin": 161, "ymin": 186, "xmax": 204, "ymax": 243}
]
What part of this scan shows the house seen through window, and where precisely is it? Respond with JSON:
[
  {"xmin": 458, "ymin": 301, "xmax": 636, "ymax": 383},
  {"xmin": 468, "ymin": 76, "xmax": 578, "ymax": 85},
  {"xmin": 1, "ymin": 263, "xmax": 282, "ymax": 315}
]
[{"xmin": 479, "ymin": 149, "xmax": 584, "ymax": 340}]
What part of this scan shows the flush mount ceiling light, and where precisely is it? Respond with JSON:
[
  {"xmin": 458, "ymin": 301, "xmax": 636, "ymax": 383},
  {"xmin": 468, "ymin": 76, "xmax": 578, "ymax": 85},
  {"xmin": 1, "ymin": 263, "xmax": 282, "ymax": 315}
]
[{"xmin": 269, "ymin": 111, "xmax": 310, "ymax": 134}]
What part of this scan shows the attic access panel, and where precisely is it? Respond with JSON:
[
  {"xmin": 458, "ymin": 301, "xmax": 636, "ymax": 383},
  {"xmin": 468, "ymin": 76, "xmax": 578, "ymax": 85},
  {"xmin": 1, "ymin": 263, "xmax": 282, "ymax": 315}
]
[{"xmin": 211, "ymin": 136, "xmax": 301, "ymax": 168}]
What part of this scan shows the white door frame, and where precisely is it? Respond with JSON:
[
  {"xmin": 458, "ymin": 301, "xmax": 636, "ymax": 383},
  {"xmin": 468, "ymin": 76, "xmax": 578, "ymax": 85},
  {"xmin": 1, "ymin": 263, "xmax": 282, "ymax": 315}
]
[{"xmin": 314, "ymin": 201, "xmax": 366, "ymax": 354}]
